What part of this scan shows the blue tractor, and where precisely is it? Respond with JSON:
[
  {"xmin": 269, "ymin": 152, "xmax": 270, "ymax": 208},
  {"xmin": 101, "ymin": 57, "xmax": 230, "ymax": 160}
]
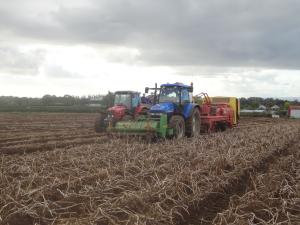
[
  {"xmin": 111, "ymin": 82, "xmax": 201, "ymax": 139},
  {"xmin": 147, "ymin": 82, "xmax": 201, "ymax": 138}
]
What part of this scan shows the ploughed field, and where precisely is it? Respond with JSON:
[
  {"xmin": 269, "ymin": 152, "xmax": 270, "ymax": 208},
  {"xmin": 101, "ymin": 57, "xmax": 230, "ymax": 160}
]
[{"xmin": 0, "ymin": 113, "xmax": 300, "ymax": 225}]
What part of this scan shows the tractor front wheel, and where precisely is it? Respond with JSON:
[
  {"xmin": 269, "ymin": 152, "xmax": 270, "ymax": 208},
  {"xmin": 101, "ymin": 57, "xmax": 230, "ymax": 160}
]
[
  {"xmin": 94, "ymin": 113, "xmax": 106, "ymax": 133},
  {"xmin": 169, "ymin": 115, "xmax": 185, "ymax": 139},
  {"xmin": 186, "ymin": 109, "xmax": 201, "ymax": 137}
]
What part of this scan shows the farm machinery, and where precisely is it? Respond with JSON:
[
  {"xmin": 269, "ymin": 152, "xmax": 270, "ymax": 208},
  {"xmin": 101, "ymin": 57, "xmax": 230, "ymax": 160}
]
[
  {"xmin": 94, "ymin": 91, "xmax": 151, "ymax": 132},
  {"xmin": 95, "ymin": 83, "xmax": 240, "ymax": 138}
]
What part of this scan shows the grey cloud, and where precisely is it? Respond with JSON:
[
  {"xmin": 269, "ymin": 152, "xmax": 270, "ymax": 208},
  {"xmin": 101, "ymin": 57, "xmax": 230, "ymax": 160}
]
[
  {"xmin": 0, "ymin": 47, "xmax": 45, "ymax": 75},
  {"xmin": 1, "ymin": 0, "xmax": 300, "ymax": 69},
  {"xmin": 45, "ymin": 65, "xmax": 82, "ymax": 79}
]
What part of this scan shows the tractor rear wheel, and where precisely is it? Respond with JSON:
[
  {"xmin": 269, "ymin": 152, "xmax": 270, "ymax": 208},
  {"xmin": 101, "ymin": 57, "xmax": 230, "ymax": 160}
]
[
  {"xmin": 94, "ymin": 113, "xmax": 106, "ymax": 133},
  {"xmin": 169, "ymin": 115, "xmax": 185, "ymax": 139},
  {"xmin": 186, "ymin": 108, "xmax": 201, "ymax": 137}
]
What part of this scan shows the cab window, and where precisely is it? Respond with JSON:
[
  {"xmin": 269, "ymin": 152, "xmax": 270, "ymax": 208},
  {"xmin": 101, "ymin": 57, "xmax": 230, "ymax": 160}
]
[
  {"xmin": 181, "ymin": 89, "xmax": 190, "ymax": 103},
  {"xmin": 132, "ymin": 93, "xmax": 140, "ymax": 108}
]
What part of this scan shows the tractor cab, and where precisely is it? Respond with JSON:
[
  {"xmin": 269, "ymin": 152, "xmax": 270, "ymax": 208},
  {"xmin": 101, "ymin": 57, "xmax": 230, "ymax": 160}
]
[
  {"xmin": 159, "ymin": 83, "xmax": 193, "ymax": 104},
  {"xmin": 113, "ymin": 91, "xmax": 140, "ymax": 110},
  {"xmin": 108, "ymin": 91, "xmax": 141, "ymax": 120},
  {"xmin": 149, "ymin": 83, "xmax": 194, "ymax": 119}
]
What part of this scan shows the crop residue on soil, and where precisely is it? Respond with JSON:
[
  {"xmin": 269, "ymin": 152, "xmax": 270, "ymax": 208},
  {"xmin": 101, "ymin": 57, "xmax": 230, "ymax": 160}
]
[{"xmin": 0, "ymin": 113, "xmax": 300, "ymax": 225}]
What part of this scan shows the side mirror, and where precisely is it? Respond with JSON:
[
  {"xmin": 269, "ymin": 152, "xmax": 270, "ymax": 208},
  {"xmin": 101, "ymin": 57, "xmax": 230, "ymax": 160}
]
[
  {"xmin": 189, "ymin": 82, "xmax": 193, "ymax": 92},
  {"xmin": 145, "ymin": 87, "xmax": 149, "ymax": 93}
]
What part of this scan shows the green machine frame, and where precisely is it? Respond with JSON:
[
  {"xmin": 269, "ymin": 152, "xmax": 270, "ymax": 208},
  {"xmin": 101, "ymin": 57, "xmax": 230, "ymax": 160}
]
[{"xmin": 107, "ymin": 114, "xmax": 173, "ymax": 138}]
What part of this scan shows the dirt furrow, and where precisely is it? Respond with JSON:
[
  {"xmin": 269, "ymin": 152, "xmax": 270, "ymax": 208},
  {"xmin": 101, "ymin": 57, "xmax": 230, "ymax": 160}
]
[
  {"xmin": 0, "ymin": 129, "xmax": 94, "ymax": 143},
  {"xmin": 0, "ymin": 133, "xmax": 102, "ymax": 147},
  {"xmin": 177, "ymin": 138, "xmax": 300, "ymax": 225},
  {"xmin": 0, "ymin": 136, "xmax": 108, "ymax": 155}
]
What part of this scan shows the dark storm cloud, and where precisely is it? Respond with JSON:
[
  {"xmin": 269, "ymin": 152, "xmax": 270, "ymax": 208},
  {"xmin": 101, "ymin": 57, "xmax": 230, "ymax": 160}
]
[{"xmin": 1, "ymin": 0, "xmax": 300, "ymax": 69}]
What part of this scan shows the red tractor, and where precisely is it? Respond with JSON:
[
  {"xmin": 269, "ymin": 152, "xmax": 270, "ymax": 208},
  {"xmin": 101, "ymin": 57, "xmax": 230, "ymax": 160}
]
[{"xmin": 95, "ymin": 91, "xmax": 151, "ymax": 132}]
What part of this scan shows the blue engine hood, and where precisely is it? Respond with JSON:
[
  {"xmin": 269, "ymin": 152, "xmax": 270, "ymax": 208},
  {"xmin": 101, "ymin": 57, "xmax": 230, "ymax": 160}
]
[{"xmin": 150, "ymin": 102, "xmax": 175, "ymax": 113}]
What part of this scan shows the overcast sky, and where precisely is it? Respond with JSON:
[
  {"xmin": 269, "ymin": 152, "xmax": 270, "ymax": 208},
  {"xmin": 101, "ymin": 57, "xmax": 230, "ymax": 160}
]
[{"xmin": 0, "ymin": 0, "xmax": 299, "ymax": 98}]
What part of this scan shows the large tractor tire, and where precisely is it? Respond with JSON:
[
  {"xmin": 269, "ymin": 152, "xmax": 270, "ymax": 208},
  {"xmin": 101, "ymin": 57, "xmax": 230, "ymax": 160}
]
[
  {"xmin": 94, "ymin": 113, "xmax": 106, "ymax": 133},
  {"xmin": 169, "ymin": 115, "xmax": 185, "ymax": 139},
  {"xmin": 186, "ymin": 108, "xmax": 201, "ymax": 137}
]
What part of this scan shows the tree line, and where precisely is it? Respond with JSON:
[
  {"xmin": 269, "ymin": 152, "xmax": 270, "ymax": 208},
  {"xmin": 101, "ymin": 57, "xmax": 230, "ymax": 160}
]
[
  {"xmin": 0, "ymin": 94, "xmax": 298, "ymax": 112},
  {"xmin": 240, "ymin": 97, "xmax": 298, "ymax": 110},
  {"xmin": 0, "ymin": 94, "xmax": 110, "ymax": 112}
]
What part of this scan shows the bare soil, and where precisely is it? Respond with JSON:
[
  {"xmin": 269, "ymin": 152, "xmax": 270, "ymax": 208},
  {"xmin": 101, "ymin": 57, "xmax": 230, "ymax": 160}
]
[{"xmin": 0, "ymin": 113, "xmax": 299, "ymax": 225}]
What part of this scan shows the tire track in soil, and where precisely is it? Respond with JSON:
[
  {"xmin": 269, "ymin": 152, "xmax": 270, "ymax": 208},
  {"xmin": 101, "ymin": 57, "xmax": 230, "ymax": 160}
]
[
  {"xmin": 0, "ymin": 136, "xmax": 108, "ymax": 155},
  {"xmin": 0, "ymin": 133, "xmax": 101, "ymax": 147},
  {"xmin": 0, "ymin": 128, "xmax": 91, "ymax": 136},
  {"xmin": 0, "ymin": 129, "xmax": 95, "ymax": 144},
  {"xmin": 176, "ymin": 137, "xmax": 300, "ymax": 225}
]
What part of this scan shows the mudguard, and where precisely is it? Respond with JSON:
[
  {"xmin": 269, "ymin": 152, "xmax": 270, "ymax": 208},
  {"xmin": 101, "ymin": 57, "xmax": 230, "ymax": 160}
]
[{"xmin": 183, "ymin": 103, "xmax": 199, "ymax": 119}]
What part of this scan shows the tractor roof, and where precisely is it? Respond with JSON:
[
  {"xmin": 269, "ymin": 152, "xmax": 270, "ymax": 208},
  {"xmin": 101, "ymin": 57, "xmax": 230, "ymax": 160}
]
[
  {"xmin": 115, "ymin": 91, "xmax": 139, "ymax": 94},
  {"xmin": 161, "ymin": 82, "xmax": 191, "ymax": 88}
]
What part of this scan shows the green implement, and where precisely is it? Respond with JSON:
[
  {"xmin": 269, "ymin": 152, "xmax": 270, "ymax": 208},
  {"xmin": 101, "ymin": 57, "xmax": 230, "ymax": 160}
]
[{"xmin": 107, "ymin": 114, "xmax": 173, "ymax": 138}]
